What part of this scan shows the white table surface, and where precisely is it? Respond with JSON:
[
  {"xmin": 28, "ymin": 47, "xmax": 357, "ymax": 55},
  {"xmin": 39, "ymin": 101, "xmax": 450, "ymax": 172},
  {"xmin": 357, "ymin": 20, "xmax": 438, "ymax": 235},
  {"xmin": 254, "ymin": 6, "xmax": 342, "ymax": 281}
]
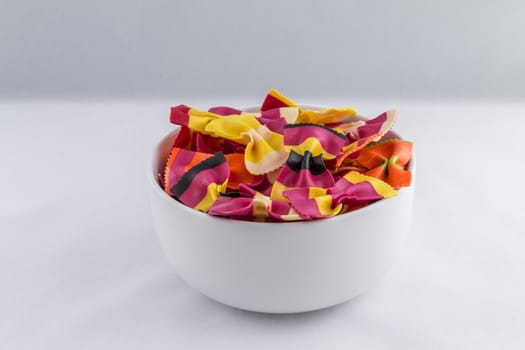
[{"xmin": 1, "ymin": 99, "xmax": 524, "ymax": 349}]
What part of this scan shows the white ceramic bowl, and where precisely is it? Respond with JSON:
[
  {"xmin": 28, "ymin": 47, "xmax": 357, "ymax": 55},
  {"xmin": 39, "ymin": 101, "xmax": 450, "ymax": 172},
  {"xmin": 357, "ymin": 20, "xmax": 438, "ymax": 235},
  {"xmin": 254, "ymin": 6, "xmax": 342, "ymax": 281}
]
[{"xmin": 147, "ymin": 109, "xmax": 415, "ymax": 313}]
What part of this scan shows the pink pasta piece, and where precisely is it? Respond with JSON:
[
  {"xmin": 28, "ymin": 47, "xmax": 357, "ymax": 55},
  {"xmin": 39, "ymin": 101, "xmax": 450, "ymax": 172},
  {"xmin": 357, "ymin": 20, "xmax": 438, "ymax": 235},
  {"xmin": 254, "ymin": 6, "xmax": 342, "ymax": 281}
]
[
  {"xmin": 336, "ymin": 110, "xmax": 397, "ymax": 167},
  {"xmin": 209, "ymin": 184, "xmax": 301, "ymax": 221},
  {"xmin": 208, "ymin": 106, "xmax": 243, "ymax": 115},
  {"xmin": 164, "ymin": 147, "xmax": 230, "ymax": 212},
  {"xmin": 284, "ymin": 171, "xmax": 397, "ymax": 219}
]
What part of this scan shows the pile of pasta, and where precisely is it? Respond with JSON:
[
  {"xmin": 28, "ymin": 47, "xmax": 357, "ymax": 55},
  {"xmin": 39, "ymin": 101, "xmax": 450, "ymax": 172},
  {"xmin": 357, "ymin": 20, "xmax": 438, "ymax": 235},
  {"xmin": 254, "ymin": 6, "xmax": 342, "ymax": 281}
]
[{"xmin": 160, "ymin": 89, "xmax": 413, "ymax": 221}]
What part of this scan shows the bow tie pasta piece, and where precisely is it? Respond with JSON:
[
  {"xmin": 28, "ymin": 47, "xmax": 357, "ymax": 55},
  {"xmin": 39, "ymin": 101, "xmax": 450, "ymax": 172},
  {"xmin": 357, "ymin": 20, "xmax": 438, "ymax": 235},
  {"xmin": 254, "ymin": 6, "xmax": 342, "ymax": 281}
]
[
  {"xmin": 283, "ymin": 187, "xmax": 341, "ymax": 219},
  {"xmin": 170, "ymin": 105, "xmax": 287, "ymax": 175},
  {"xmin": 261, "ymin": 89, "xmax": 298, "ymax": 111},
  {"xmin": 171, "ymin": 125, "xmax": 245, "ymax": 155},
  {"xmin": 208, "ymin": 193, "xmax": 254, "ymax": 219},
  {"xmin": 270, "ymin": 124, "xmax": 346, "ymax": 201},
  {"xmin": 330, "ymin": 171, "xmax": 397, "ymax": 206},
  {"xmin": 171, "ymin": 105, "xmax": 222, "ymax": 132},
  {"xmin": 209, "ymin": 184, "xmax": 301, "ymax": 221},
  {"xmin": 335, "ymin": 110, "xmax": 397, "ymax": 167},
  {"xmin": 284, "ymin": 123, "xmax": 346, "ymax": 159},
  {"xmin": 209, "ymin": 100, "xmax": 299, "ymax": 134},
  {"xmin": 296, "ymin": 107, "xmax": 358, "ymax": 125},
  {"xmin": 356, "ymin": 139, "xmax": 413, "ymax": 189},
  {"xmin": 338, "ymin": 109, "xmax": 397, "ymax": 143},
  {"xmin": 252, "ymin": 107, "xmax": 299, "ymax": 133},
  {"xmin": 164, "ymin": 147, "xmax": 211, "ymax": 190},
  {"xmin": 204, "ymin": 115, "xmax": 287, "ymax": 175},
  {"xmin": 271, "ymin": 151, "xmax": 334, "ymax": 201},
  {"xmin": 164, "ymin": 147, "xmax": 229, "ymax": 212},
  {"xmin": 208, "ymin": 104, "xmax": 299, "ymax": 134},
  {"xmin": 283, "ymin": 171, "xmax": 397, "ymax": 220},
  {"xmin": 171, "ymin": 105, "xmax": 227, "ymax": 152},
  {"xmin": 260, "ymin": 89, "xmax": 358, "ymax": 125}
]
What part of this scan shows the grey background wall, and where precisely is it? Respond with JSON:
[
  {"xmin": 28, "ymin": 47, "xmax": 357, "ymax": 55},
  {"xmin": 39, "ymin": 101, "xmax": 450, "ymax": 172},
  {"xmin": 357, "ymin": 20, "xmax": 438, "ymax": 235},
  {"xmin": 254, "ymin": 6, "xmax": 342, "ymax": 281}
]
[{"xmin": 1, "ymin": 0, "xmax": 524, "ymax": 100}]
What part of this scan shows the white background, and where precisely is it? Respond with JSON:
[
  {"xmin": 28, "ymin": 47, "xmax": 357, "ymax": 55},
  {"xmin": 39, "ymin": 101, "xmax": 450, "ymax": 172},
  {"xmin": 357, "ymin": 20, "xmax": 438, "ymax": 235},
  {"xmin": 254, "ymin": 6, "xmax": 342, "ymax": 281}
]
[
  {"xmin": 2, "ymin": 100, "xmax": 524, "ymax": 349},
  {"xmin": 1, "ymin": 1, "xmax": 525, "ymax": 349}
]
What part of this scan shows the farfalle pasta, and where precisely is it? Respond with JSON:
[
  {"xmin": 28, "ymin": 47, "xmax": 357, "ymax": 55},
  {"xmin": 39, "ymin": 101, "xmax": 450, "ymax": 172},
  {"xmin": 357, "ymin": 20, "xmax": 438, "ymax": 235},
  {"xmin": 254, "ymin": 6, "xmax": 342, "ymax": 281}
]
[
  {"xmin": 164, "ymin": 148, "xmax": 229, "ymax": 212},
  {"xmin": 171, "ymin": 105, "xmax": 287, "ymax": 175},
  {"xmin": 162, "ymin": 89, "xmax": 413, "ymax": 221},
  {"xmin": 208, "ymin": 184, "xmax": 301, "ymax": 222},
  {"xmin": 270, "ymin": 124, "xmax": 345, "ymax": 201},
  {"xmin": 356, "ymin": 139, "xmax": 413, "ymax": 189},
  {"xmin": 283, "ymin": 171, "xmax": 398, "ymax": 219}
]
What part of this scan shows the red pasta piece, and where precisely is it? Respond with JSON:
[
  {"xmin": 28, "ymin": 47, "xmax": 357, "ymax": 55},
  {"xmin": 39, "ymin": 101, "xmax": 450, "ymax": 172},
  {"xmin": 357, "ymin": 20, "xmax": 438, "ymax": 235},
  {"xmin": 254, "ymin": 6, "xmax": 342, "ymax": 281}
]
[
  {"xmin": 261, "ymin": 89, "xmax": 298, "ymax": 111},
  {"xmin": 172, "ymin": 125, "xmax": 193, "ymax": 149}
]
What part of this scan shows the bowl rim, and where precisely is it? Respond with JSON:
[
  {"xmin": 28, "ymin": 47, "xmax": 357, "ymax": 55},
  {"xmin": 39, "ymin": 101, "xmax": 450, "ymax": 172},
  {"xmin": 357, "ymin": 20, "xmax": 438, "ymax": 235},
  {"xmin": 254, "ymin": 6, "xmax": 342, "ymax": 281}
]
[{"xmin": 148, "ymin": 105, "xmax": 415, "ymax": 225}]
